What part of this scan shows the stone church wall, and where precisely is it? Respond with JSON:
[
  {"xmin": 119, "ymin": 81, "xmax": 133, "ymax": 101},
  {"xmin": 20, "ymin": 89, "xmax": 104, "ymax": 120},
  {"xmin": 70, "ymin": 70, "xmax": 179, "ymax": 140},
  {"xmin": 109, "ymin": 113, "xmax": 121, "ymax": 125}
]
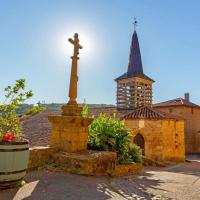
[
  {"xmin": 155, "ymin": 106, "xmax": 200, "ymax": 154},
  {"xmin": 161, "ymin": 120, "xmax": 185, "ymax": 161},
  {"xmin": 125, "ymin": 119, "xmax": 185, "ymax": 162}
]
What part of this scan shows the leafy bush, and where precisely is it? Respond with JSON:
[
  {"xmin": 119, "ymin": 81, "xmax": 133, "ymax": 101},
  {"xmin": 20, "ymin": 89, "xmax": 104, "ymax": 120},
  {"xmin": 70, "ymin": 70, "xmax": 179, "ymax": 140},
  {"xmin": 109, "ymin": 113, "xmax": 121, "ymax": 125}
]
[
  {"xmin": 0, "ymin": 79, "xmax": 33, "ymax": 138},
  {"xmin": 81, "ymin": 102, "xmax": 88, "ymax": 118},
  {"xmin": 0, "ymin": 79, "xmax": 48, "ymax": 142},
  {"xmin": 128, "ymin": 143, "xmax": 143, "ymax": 163},
  {"xmin": 17, "ymin": 104, "xmax": 34, "ymax": 115},
  {"xmin": 25, "ymin": 105, "xmax": 46, "ymax": 116},
  {"xmin": 88, "ymin": 113, "xmax": 142, "ymax": 164}
]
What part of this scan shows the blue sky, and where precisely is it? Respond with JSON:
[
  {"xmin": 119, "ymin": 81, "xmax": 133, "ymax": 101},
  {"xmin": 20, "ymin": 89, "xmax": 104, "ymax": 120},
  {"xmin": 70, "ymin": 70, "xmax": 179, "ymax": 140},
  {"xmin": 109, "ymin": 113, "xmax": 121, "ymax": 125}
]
[{"xmin": 0, "ymin": 0, "xmax": 200, "ymax": 105}]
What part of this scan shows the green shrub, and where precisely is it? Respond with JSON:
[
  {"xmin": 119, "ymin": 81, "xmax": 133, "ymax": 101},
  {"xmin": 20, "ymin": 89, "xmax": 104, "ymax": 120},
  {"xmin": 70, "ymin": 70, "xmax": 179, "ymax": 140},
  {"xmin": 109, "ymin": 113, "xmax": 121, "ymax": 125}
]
[
  {"xmin": 0, "ymin": 79, "xmax": 33, "ymax": 138},
  {"xmin": 81, "ymin": 102, "xmax": 88, "ymax": 118},
  {"xmin": 128, "ymin": 143, "xmax": 143, "ymax": 163},
  {"xmin": 88, "ymin": 113, "xmax": 142, "ymax": 164},
  {"xmin": 25, "ymin": 105, "xmax": 46, "ymax": 116}
]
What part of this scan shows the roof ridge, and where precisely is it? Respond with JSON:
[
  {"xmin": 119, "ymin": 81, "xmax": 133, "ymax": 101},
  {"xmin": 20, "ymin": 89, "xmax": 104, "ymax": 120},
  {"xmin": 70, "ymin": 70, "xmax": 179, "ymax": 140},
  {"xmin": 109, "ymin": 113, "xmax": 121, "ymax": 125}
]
[
  {"xmin": 123, "ymin": 105, "xmax": 183, "ymax": 120},
  {"xmin": 148, "ymin": 107, "xmax": 166, "ymax": 117},
  {"xmin": 154, "ymin": 98, "xmax": 200, "ymax": 108}
]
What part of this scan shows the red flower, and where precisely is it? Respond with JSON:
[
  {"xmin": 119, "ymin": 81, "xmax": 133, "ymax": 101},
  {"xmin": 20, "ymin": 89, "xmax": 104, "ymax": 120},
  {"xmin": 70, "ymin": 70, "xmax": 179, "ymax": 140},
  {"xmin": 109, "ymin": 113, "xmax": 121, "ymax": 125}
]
[{"xmin": 3, "ymin": 134, "xmax": 15, "ymax": 142}]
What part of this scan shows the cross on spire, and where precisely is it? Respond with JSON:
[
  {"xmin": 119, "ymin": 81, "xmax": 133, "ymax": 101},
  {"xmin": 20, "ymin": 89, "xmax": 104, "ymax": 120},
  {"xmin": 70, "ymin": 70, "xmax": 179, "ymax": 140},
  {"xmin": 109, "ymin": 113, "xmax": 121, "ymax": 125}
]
[{"xmin": 133, "ymin": 17, "xmax": 138, "ymax": 31}]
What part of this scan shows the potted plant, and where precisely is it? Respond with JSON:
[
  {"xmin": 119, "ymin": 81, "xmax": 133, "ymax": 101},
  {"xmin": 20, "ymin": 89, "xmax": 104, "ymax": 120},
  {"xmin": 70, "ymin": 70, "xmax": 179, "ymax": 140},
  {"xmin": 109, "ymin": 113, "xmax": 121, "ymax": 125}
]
[{"xmin": 0, "ymin": 79, "xmax": 33, "ymax": 188}]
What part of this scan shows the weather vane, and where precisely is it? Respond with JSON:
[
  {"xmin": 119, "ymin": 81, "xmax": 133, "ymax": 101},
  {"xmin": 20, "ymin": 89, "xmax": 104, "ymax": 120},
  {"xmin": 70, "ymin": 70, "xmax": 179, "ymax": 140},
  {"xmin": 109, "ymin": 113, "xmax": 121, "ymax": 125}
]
[{"xmin": 133, "ymin": 17, "xmax": 138, "ymax": 31}]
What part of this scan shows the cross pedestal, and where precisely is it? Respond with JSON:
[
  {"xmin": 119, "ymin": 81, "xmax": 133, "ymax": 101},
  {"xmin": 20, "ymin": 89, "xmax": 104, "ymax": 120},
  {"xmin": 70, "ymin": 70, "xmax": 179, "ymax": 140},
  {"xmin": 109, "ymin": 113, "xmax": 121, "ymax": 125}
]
[
  {"xmin": 48, "ymin": 115, "xmax": 93, "ymax": 152},
  {"xmin": 61, "ymin": 103, "xmax": 82, "ymax": 116}
]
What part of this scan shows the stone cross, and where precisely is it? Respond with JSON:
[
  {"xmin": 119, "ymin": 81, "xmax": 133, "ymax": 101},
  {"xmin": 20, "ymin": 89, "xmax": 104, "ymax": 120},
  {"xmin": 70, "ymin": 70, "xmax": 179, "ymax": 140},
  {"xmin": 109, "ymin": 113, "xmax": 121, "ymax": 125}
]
[{"xmin": 68, "ymin": 33, "xmax": 83, "ymax": 105}]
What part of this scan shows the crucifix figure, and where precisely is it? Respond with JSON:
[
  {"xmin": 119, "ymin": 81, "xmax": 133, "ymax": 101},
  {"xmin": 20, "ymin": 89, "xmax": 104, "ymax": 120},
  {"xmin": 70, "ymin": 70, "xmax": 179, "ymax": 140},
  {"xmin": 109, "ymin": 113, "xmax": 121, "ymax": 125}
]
[{"xmin": 68, "ymin": 33, "xmax": 83, "ymax": 105}]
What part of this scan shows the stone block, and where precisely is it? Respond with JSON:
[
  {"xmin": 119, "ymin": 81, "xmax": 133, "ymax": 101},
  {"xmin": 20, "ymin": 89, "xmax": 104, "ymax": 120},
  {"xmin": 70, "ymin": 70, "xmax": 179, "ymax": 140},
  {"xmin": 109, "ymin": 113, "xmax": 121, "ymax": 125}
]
[
  {"xmin": 52, "ymin": 150, "xmax": 117, "ymax": 176},
  {"xmin": 48, "ymin": 115, "xmax": 93, "ymax": 153},
  {"xmin": 111, "ymin": 163, "xmax": 142, "ymax": 176},
  {"xmin": 28, "ymin": 146, "xmax": 58, "ymax": 169}
]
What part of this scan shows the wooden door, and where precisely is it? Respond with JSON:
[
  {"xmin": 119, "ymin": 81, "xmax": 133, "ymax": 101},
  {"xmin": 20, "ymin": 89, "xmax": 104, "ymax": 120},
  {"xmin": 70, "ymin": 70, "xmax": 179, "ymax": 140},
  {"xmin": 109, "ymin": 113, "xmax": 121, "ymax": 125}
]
[{"xmin": 134, "ymin": 133, "xmax": 145, "ymax": 155}]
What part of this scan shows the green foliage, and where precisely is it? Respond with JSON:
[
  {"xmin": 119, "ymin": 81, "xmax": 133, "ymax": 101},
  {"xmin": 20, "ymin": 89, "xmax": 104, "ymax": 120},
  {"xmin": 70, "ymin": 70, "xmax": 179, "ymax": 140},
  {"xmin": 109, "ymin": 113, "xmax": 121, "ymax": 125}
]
[
  {"xmin": 128, "ymin": 143, "xmax": 143, "ymax": 163},
  {"xmin": 88, "ymin": 113, "xmax": 142, "ymax": 164},
  {"xmin": 17, "ymin": 104, "xmax": 34, "ymax": 115},
  {"xmin": 15, "ymin": 180, "xmax": 26, "ymax": 188},
  {"xmin": 25, "ymin": 105, "xmax": 46, "ymax": 116},
  {"xmin": 0, "ymin": 79, "xmax": 33, "ymax": 137},
  {"xmin": 82, "ymin": 102, "xmax": 88, "ymax": 118}
]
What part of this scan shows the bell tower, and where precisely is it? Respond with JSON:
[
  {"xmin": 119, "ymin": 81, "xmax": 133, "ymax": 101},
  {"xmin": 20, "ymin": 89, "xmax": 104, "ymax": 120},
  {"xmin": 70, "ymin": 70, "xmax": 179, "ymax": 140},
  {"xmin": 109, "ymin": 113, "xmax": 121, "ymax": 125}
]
[{"xmin": 115, "ymin": 21, "xmax": 154, "ymax": 110}]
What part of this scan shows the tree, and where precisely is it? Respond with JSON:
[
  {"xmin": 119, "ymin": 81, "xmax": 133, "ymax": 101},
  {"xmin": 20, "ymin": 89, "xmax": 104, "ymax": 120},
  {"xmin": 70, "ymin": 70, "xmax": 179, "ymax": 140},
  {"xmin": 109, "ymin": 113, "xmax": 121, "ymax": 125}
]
[{"xmin": 0, "ymin": 79, "xmax": 33, "ymax": 138}]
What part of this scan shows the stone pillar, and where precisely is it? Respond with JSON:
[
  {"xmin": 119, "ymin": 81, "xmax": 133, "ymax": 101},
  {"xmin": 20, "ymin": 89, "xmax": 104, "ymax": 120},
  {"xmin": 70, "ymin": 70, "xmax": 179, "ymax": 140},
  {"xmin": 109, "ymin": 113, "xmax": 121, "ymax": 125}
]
[
  {"xmin": 48, "ymin": 115, "xmax": 93, "ymax": 152},
  {"xmin": 48, "ymin": 33, "xmax": 93, "ymax": 153}
]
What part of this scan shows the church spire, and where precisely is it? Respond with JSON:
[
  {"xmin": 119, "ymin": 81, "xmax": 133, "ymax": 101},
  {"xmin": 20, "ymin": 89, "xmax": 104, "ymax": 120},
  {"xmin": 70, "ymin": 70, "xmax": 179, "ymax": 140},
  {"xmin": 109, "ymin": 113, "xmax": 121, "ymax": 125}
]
[
  {"xmin": 127, "ymin": 21, "xmax": 143, "ymax": 77},
  {"xmin": 115, "ymin": 21, "xmax": 154, "ymax": 110}
]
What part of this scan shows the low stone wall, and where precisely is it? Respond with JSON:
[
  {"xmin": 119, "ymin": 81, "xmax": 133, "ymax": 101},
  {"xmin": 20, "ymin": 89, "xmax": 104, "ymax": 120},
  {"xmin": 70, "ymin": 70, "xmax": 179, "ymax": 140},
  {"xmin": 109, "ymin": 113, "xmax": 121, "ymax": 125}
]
[
  {"xmin": 53, "ymin": 150, "xmax": 117, "ymax": 176},
  {"xmin": 143, "ymin": 157, "xmax": 166, "ymax": 167},
  {"xmin": 28, "ymin": 146, "xmax": 57, "ymax": 169},
  {"xmin": 28, "ymin": 147, "xmax": 143, "ymax": 176},
  {"xmin": 111, "ymin": 163, "xmax": 142, "ymax": 176}
]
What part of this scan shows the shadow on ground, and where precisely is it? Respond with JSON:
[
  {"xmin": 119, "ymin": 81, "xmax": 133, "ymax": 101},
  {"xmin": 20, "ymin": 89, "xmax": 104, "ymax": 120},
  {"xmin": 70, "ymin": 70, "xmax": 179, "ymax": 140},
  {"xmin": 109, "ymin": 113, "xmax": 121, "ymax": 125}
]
[
  {"xmin": 110, "ymin": 170, "xmax": 172, "ymax": 200},
  {"xmin": 164, "ymin": 154, "xmax": 200, "ymax": 176},
  {"xmin": 1, "ymin": 155, "xmax": 199, "ymax": 200},
  {"xmin": 0, "ymin": 169, "xmax": 165, "ymax": 200}
]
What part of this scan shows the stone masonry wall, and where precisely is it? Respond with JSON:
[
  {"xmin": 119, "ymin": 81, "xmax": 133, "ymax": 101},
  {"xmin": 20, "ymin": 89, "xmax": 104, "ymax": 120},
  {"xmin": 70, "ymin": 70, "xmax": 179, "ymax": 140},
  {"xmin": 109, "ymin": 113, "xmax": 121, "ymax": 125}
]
[
  {"xmin": 125, "ymin": 119, "xmax": 164, "ymax": 161},
  {"xmin": 125, "ymin": 119, "xmax": 185, "ymax": 162},
  {"xmin": 162, "ymin": 120, "xmax": 185, "ymax": 161},
  {"xmin": 156, "ymin": 106, "xmax": 200, "ymax": 154}
]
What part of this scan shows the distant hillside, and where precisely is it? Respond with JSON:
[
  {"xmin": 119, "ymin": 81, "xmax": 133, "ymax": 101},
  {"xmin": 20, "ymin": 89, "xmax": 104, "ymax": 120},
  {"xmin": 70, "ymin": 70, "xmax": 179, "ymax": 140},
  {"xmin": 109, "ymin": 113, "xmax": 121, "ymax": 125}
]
[
  {"xmin": 17, "ymin": 104, "xmax": 34, "ymax": 115},
  {"xmin": 17, "ymin": 103, "xmax": 115, "ymax": 114},
  {"xmin": 44, "ymin": 103, "xmax": 115, "ymax": 111}
]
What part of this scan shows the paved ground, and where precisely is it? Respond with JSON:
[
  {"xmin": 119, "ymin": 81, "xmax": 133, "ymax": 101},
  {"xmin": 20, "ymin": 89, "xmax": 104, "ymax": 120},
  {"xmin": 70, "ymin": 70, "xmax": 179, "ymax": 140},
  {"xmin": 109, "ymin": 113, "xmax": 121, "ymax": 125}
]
[{"xmin": 0, "ymin": 155, "xmax": 199, "ymax": 200}]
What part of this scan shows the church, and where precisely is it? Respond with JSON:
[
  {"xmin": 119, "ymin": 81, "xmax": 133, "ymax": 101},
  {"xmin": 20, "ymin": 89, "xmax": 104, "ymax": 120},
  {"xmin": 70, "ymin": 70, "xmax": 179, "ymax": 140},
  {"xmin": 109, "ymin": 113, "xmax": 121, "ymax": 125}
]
[
  {"xmin": 114, "ymin": 28, "xmax": 186, "ymax": 162},
  {"xmin": 89, "ymin": 27, "xmax": 185, "ymax": 162},
  {"xmin": 89, "ymin": 25, "xmax": 200, "ymax": 162}
]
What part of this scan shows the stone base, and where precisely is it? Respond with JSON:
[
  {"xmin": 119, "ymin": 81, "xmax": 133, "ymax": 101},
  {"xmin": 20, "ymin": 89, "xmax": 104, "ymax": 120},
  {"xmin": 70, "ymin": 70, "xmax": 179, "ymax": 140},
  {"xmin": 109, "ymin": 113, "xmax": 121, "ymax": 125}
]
[
  {"xmin": 61, "ymin": 104, "xmax": 82, "ymax": 116},
  {"xmin": 52, "ymin": 150, "xmax": 117, "ymax": 176},
  {"xmin": 28, "ymin": 147, "xmax": 143, "ymax": 176},
  {"xmin": 28, "ymin": 146, "xmax": 58, "ymax": 169},
  {"xmin": 111, "ymin": 163, "xmax": 143, "ymax": 176},
  {"xmin": 48, "ymin": 115, "xmax": 93, "ymax": 152}
]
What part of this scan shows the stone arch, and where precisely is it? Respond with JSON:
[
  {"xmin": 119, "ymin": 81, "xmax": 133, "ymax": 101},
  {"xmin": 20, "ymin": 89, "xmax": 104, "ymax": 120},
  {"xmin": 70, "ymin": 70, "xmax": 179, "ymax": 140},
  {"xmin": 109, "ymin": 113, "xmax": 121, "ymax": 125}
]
[{"xmin": 134, "ymin": 133, "xmax": 145, "ymax": 155}]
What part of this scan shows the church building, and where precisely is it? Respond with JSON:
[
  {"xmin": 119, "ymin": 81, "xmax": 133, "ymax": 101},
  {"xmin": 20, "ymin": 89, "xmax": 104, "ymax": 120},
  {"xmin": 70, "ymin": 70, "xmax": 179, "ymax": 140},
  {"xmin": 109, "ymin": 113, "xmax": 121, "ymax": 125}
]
[{"xmin": 115, "ymin": 27, "xmax": 185, "ymax": 162}]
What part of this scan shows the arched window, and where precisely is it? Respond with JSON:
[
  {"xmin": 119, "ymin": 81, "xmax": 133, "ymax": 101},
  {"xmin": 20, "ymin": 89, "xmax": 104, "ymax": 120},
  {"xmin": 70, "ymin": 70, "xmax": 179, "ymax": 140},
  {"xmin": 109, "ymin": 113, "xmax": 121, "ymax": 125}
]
[{"xmin": 134, "ymin": 133, "xmax": 145, "ymax": 155}]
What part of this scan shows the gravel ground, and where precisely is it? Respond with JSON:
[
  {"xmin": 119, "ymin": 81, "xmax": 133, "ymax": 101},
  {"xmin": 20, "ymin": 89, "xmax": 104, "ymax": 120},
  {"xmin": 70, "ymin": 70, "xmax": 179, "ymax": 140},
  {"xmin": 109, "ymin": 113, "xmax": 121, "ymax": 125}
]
[{"xmin": 0, "ymin": 155, "xmax": 199, "ymax": 200}]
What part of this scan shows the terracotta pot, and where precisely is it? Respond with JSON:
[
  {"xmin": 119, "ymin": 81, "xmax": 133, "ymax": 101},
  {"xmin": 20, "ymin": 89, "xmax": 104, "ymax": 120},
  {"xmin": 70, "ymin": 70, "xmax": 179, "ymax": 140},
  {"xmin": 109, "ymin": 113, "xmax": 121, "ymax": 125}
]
[{"xmin": 0, "ymin": 140, "xmax": 29, "ymax": 188}]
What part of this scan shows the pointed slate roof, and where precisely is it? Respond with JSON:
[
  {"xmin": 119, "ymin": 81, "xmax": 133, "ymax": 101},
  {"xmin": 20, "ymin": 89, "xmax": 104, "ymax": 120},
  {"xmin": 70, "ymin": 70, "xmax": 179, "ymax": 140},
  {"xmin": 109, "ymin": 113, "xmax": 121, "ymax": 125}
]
[
  {"xmin": 127, "ymin": 31, "xmax": 143, "ymax": 77},
  {"xmin": 122, "ymin": 106, "xmax": 184, "ymax": 120},
  {"xmin": 115, "ymin": 31, "xmax": 154, "ymax": 82},
  {"xmin": 153, "ymin": 98, "xmax": 200, "ymax": 109}
]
